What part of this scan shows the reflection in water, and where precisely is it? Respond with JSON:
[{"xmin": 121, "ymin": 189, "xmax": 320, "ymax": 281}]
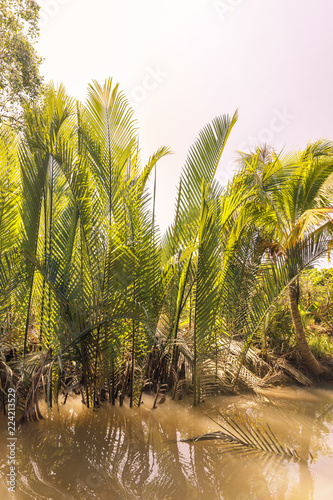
[{"xmin": 0, "ymin": 386, "xmax": 332, "ymax": 499}]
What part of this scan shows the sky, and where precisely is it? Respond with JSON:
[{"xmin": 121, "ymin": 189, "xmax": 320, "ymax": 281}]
[{"xmin": 36, "ymin": 0, "xmax": 333, "ymax": 234}]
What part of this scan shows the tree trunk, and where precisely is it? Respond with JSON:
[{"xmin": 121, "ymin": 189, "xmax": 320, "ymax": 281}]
[{"xmin": 289, "ymin": 283, "xmax": 328, "ymax": 376}]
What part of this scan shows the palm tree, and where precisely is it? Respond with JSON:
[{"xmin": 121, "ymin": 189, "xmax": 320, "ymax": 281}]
[
  {"xmin": 2, "ymin": 78, "xmax": 333, "ymax": 417},
  {"xmin": 236, "ymin": 142, "xmax": 333, "ymax": 375},
  {"xmin": 7, "ymin": 79, "xmax": 172, "ymax": 410}
]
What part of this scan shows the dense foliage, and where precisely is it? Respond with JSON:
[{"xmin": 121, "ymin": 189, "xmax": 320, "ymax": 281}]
[
  {"xmin": 0, "ymin": 0, "xmax": 42, "ymax": 126},
  {"xmin": 265, "ymin": 268, "xmax": 333, "ymax": 359},
  {"xmin": 0, "ymin": 80, "xmax": 332, "ymax": 418}
]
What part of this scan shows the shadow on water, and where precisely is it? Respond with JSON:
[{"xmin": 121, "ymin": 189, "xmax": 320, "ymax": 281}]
[{"xmin": 0, "ymin": 386, "xmax": 333, "ymax": 499}]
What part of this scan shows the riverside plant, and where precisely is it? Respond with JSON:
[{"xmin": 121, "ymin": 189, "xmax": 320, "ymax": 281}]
[{"xmin": 0, "ymin": 79, "xmax": 332, "ymax": 421}]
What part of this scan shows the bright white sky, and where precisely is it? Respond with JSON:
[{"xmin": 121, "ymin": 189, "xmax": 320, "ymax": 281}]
[{"xmin": 37, "ymin": 0, "xmax": 333, "ymax": 234}]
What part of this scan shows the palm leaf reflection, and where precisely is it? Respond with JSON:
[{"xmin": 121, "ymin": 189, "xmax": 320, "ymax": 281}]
[{"xmin": 178, "ymin": 410, "xmax": 311, "ymax": 461}]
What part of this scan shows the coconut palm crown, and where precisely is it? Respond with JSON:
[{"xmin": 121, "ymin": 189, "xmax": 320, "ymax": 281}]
[{"xmin": 235, "ymin": 143, "xmax": 333, "ymax": 374}]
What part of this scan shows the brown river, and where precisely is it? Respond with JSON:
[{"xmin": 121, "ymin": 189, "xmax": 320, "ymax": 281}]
[{"xmin": 0, "ymin": 385, "xmax": 333, "ymax": 499}]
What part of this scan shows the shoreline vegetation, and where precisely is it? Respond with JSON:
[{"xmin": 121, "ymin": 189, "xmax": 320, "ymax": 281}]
[{"xmin": 0, "ymin": 79, "xmax": 333, "ymax": 422}]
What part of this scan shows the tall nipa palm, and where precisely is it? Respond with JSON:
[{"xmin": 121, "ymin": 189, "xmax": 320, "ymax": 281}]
[
  {"xmin": 159, "ymin": 112, "xmax": 274, "ymax": 402},
  {"xmin": 159, "ymin": 112, "xmax": 245, "ymax": 403},
  {"xmin": 17, "ymin": 79, "xmax": 171, "ymax": 411},
  {"xmin": 19, "ymin": 83, "xmax": 75, "ymax": 359},
  {"xmin": 80, "ymin": 79, "xmax": 171, "ymax": 406},
  {"xmin": 158, "ymin": 112, "xmax": 288, "ymax": 402},
  {"xmin": 236, "ymin": 142, "xmax": 333, "ymax": 376}
]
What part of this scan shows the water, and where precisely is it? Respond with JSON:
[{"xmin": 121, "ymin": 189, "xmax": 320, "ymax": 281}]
[{"xmin": 0, "ymin": 386, "xmax": 333, "ymax": 499}]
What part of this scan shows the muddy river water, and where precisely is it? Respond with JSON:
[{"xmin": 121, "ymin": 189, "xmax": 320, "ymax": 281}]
[{"xmin": 0, "ymin": 385, "xmax": 333, "ymax": 499}]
